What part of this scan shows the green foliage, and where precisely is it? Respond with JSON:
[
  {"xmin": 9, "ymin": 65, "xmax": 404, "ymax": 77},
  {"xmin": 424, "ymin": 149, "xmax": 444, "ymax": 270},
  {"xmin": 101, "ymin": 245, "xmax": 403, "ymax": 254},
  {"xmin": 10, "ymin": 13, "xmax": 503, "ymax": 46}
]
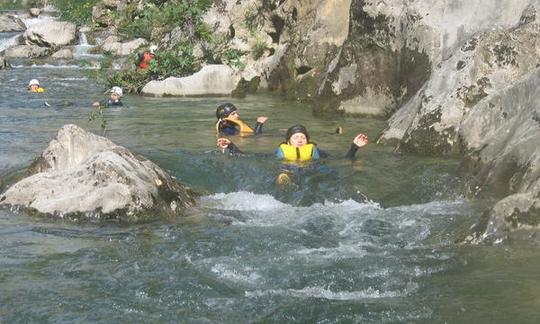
[
  {"xmin": 114, "ymin": 0, "xmax": 213, "ymax": 42},
  {"xmin": 251, "ymin": 38, "xmax": 267, "ymax": 59},
  {"xmin": 106, "ymin": 69, "xmax": 150, "ymax": 94},
  {"xmin": 49, "ymin": 0, "xmax": 98, "ymax": 25},
  {"xmin": 88, "ymin": 105, "xmax": 107, "ymax": 135},
  {"xmin": 0, "ymin": 0, "xmax": 36, "ymax": 10},
  {"xmin": 148, "ymin": 42, "xmax": 197, "ymax": 77},
  {"xmin": 222, "ymin": 49, "xmax": 245, "ymax": 69}
]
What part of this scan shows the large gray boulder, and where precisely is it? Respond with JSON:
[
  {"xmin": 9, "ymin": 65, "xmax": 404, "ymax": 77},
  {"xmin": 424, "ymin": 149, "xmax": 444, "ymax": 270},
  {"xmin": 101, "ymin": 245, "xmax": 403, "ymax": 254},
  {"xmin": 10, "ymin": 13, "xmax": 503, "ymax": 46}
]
[
  {"xmin": 101, "ymin": 37, "xmax": 146, "ymax": 56},
  {"xmin": 0, "ymin": 14, "xmax": 26, "ymax": 32},
  {"xmin": 0, "ymin": 124, "xmax": 195, "ymax": 222},
  {"xmin": 141, "ymin": 64, "xmax": 241, "ymax": 96},
  {"xmin": 24, "ymin": 21, "xmax": 76, "ymax": 48},
  {"xmin": 5, "ymin": 45, "xmax": 50, "ymax": 58}
]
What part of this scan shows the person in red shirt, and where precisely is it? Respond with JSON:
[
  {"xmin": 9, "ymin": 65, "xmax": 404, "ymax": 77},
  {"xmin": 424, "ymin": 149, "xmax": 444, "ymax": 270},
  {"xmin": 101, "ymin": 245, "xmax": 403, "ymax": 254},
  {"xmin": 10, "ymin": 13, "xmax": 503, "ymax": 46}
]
[{"xmin": 138, "ymin": 44, "xmax": 157, "ymax": 70}]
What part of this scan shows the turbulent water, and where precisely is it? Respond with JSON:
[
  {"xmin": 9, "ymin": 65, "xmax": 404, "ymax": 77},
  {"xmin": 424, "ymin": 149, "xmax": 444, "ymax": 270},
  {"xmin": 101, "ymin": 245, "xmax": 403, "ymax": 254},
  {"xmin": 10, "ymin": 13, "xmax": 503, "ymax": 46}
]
[{"xmin": 1, "ymin": 56, "xmax": 540, "ymax": 322}]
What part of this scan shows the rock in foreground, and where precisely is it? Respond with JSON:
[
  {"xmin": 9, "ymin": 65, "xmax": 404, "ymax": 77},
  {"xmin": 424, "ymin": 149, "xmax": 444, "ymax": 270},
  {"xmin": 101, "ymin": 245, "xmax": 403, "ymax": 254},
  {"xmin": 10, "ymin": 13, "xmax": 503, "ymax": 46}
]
[{"xmin": 0, "ymin": 124, "xmax": 195, "ymax": 222}]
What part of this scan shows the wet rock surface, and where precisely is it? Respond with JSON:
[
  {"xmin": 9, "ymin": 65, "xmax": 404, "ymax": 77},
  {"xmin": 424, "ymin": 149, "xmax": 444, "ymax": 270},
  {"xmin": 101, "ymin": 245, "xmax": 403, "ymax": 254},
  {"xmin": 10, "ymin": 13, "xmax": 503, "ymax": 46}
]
[{"xmin": 0, "ymin": 124, "xmax": 196, "ymax": 222}]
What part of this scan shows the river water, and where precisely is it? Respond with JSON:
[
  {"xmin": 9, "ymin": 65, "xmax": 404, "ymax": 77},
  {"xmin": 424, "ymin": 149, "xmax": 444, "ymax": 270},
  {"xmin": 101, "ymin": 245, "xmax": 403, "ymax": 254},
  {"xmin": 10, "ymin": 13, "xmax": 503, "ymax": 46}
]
[{"xmin": 1, "ymin": 58, "xmax": 539, "ymax": 322}]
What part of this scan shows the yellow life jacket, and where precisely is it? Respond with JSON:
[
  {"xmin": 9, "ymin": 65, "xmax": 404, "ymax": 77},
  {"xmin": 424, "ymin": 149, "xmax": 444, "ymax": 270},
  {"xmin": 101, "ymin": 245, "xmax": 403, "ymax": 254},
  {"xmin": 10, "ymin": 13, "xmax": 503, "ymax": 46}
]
[
  {"xmin": 279, "ymin": 143, "xmax": 315, "ymax": 162},
  {"xmin": 215, "ymin": 118, "xmax": 254, "ymax": 134},
  {"xmin": 30, "ymin": 87, "xmax": 45, "ymax": 93}
]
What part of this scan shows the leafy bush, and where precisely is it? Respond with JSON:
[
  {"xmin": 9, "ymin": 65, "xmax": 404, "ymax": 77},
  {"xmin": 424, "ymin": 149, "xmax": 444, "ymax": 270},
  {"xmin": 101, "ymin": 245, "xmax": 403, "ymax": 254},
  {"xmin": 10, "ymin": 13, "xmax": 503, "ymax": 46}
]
[
  {"xmin": 114, "ymin": 0, "xmax": 213, "ymax": 43},
  {"xmin": 222, "ymin": 48, "xmax": 245, "ymax": 69},
  {"xmin": 0, "ymin": 0, "xmax": 35, "ymax": 10},
  {"xmin": 49, "ymin": 0, "xmax": 98, "ymax": 25},
  {"xmin": 148, "ymin": 42, "xmax": 197, "ymax": 77}
]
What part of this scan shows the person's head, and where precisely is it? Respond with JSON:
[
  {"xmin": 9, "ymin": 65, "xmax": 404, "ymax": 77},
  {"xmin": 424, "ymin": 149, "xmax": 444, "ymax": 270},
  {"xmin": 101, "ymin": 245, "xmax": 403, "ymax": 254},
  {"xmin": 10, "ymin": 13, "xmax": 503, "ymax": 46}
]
[
  {"xmin": 149, "ymin": 44, "xmax": 158, "ymax": 54},
  {"xmin": 110, "ymin": 86, "xmax": 123, "ymax": 100},
  {"xmin": 28, "ymin": 79, "xmax": 40, "ymax": 91},
  {"xmin": 216, "ymin": 102, "xmax": 239, "ymax": 120},
  {"xmin": 286, "ymin": 124, "xmax": 310, "ymax": 148}
]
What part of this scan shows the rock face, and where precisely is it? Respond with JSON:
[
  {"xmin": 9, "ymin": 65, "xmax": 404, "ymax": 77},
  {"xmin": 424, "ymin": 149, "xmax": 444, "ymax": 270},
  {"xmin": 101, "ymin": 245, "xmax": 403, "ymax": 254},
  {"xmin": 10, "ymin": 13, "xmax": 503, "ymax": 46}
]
[
  {"xmin": 379, "ymin": 4, "xmax": 540, "ymax": 154},
  {"xmin": 0, "ymin": 124, "xmax": 195, "ymax": 222},
  {"xmin": 24, "ymin": 21, "xmax": 76, "ymax": 49},
  {"xmin": 460, "ymin": 69, "xmax": 540, "ymax": 243},
  {"xmin": 141, "ymin": 64, "xmax": 240, "ymax": 96}
]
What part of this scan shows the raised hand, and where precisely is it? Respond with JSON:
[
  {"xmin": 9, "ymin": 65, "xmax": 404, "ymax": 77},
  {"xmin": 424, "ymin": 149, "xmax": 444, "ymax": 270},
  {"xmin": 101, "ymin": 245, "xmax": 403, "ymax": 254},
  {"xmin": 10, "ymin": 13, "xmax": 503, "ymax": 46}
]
[
  {"xmin": 353, "ymin": 133, "xmax": 368, "ymax": 148},
  {"xmin": 217, "ymin": 137, "xmax": 231, "ymax": 149}
]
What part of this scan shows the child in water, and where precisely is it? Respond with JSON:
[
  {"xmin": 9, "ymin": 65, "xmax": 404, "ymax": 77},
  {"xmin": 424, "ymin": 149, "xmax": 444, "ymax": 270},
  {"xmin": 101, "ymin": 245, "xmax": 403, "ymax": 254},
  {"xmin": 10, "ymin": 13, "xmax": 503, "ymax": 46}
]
[
  {"xmin": 215, "ymin": 102, "xmax": 268, "ymax": 135},
  {"xmin": 218, "ymin": 124, "xmax": 368, "ymax": 158},
  {"xmin": 217, "ymin": 124, "xmax": 369, "ymax": 184},
  {"xmin": 93, "ymin": 86, "xmax": 123, "ymax": 107},
  {"xmin": 28, "ymin": 79, "xmax": 45, "ymax": 93}
]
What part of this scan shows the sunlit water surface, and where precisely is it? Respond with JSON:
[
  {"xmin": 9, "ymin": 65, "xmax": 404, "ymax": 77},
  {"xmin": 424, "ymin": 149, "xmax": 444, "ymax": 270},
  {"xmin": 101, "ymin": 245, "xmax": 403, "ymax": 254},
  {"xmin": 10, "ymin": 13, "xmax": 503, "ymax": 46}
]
[{"xmin": 1, "ymin": 61, "xmax": 539, "ymax": 323}]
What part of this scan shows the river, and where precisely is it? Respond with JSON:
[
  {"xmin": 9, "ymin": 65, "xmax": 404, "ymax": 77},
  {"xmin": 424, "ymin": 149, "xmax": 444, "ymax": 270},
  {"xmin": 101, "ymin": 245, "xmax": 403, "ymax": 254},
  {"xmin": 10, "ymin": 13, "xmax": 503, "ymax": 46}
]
[{"xmin": 1, "ymin": 58, "xmax": 539, "ymax": 322}]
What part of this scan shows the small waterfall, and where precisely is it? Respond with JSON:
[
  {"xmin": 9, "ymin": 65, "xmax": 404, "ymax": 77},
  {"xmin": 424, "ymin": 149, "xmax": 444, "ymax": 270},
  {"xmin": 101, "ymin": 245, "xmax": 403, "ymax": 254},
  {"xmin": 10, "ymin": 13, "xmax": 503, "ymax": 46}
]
[
  {"xmin": 79, "ymin": 32, "xmax": 88, "ymax": 46},
  {"xmin": 73, "ymin": 31, "xmax": 102, "ymax": 59}
]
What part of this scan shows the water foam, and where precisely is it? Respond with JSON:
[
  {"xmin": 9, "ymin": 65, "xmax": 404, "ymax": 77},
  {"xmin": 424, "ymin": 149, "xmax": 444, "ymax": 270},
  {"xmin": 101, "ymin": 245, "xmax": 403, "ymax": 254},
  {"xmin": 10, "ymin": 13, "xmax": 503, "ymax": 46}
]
[
  {"xmin": 200, "ymin": 191, "xmax": 288, "ymax": 211},
  {"xmin": 245, "ymin": 283, "xmax": 418, "ymax": 300}
]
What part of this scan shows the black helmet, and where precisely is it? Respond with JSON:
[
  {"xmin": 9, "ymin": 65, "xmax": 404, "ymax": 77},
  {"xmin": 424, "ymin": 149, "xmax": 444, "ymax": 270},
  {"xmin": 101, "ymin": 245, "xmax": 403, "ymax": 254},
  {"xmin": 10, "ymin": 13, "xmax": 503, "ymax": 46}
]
[
  {"xmin": 216, "ymin": 102, "xmax": 237, "ymax": 119},
  {"xmin": 285, "ymin": 124, "xmax": 309, "ymax": 143}
]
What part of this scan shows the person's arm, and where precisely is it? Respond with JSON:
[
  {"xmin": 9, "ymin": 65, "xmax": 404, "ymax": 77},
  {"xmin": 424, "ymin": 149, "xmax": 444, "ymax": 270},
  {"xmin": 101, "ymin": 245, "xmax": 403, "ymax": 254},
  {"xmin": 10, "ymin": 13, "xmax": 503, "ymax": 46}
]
[
  {"xmin": 253, "ymin": 116, "xmax": 268, "ymax": 134},
  {"xmin": 345, "ymin": 133, "xmax": 368, "ymax": 159},
  {"xmin": 217, "ymin": 138, "xmax": 243, "ymax": 154},
  {"xmin": 93, "ymin": 99, "xmax": 108, "ymax": 107},
  {"xmin": 275, "ymin": 147, "xmax": 284, "ymax": 159}
]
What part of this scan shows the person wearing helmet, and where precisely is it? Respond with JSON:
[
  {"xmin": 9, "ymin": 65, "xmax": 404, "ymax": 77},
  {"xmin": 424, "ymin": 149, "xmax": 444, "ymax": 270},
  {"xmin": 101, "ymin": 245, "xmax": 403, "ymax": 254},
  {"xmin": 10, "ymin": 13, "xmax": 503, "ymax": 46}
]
[
  {"xmin": 217, "ymin": 124, "xmax": 368, "ymax": 185},
  {"xmin": 28, "ymin": 79, "xmax": 45, "ymax": 93},
  {"xmin": 215, "ymin": 102, "xmax": 268, "ymax": 136},
  {"xmin": 138, "ymin": 44, "xmax": 157, "ymax": 70},
  {"xmin": 92, "ymin": 86, "xmax": 124, "ymax": 107},
  {"xmin": 217, "ymin": 124, "xmax": 368, "ymax": 159}
]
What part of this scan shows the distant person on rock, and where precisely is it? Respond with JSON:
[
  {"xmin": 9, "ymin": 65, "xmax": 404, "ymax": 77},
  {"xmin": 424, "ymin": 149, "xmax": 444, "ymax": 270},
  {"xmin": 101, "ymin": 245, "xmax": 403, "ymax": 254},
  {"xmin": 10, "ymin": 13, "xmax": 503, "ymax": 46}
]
[
  {"xmin": 138, "ymin": 44, "xmax": 157, "ymax": 70},
  {"xmin": 215, "ymin": 102, "xmax": 268, "ymax": 136},
  {"xmin": 28, "ymin": 79, "xmax": 45, "ymax": 93},
  {"xmin": 217, "ymin": 124, "xmax": 369, "ymax": 185},
  {"xmin": 93, "ymin": 86, "xmax": 123, "ymax": 108}
]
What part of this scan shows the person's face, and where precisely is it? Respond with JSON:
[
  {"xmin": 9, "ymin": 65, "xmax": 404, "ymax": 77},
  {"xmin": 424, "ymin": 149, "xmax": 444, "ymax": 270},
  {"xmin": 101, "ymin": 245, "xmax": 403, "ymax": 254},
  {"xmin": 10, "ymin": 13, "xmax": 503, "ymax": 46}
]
[
  {"xmin": 227, "ymin": 110, "xmax": 239, "ymax": 120},
  {"xmin": 110, "ymin": 92, "xmax": 120, "ymax": 101},
  {"xmin": 288, "ymin": 133, "xmax": 307, "ymax": 148},
  {"xmin": 30, "ymin": 84, "xmax": 39, "ymax": 91}
]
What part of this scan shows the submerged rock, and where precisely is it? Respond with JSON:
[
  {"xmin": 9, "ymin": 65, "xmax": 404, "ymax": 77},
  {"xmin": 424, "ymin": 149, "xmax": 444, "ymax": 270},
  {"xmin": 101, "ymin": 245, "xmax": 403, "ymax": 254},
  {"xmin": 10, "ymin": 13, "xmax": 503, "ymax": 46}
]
[{"xmin": 0, "ymin": 124, "xmax": 195, "ymax": 222}]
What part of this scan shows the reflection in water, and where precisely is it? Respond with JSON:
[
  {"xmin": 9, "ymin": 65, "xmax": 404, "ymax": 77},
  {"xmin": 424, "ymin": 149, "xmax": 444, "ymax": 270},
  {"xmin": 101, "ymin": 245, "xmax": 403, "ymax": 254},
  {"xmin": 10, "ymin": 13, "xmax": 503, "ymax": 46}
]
[{"xmin": 0, "ymin": 65, "xmax": 538, "ymax": 323}]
